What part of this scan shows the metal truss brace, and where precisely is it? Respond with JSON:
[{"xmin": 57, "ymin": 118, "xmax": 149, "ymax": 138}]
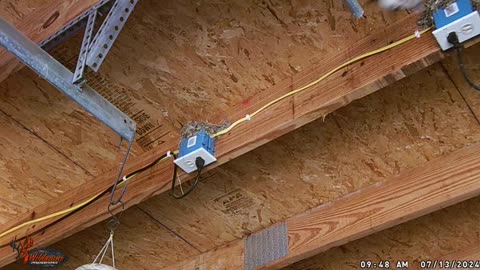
[
  {"xmin": 87, "ymin": 0, "xmax": 139, "ymax": 71},
  {"xmin": 39, "ymin": 0, "xmax": 113, "ymax": 51},
  {"xmin": 73, "ymin": 11, "xmax": 97, "ymax": 84},
  {"xmin": 0, "ymin": 17, "xmax": 136, "ymax": 142}
]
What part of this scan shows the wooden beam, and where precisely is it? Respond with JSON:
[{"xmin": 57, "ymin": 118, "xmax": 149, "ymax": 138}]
[
  {"xmin": 0, "ymin": 0, "xmax": 98, "ymax": 83},
  {"xmin": 164, "ymin": 143, "xmax": 480, "ymax": 270},
  {"xmin": 0, "ymin": 13, "xmax": 461, "ymax": 266}
]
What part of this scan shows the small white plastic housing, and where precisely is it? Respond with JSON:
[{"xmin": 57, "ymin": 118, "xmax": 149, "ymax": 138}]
[
  {"xmin": 433, "ymin": 11, "xmax": 480, "ymax": 50},
  {"xmin": 174, "ymin": 148, "xmax": 217, "ymax": 174}
]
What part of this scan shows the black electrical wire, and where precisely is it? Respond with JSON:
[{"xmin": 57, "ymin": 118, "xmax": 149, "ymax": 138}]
[
  {"xmin": 125, "ymin": 153, "xmax": 168, "ymax": 178},
  {"xmin": 171, "ymin": 154, "xmax": 205, "ymax": 199},
  {"xmin": 456, "ymin": 45, "xmax": 480, "ymax": 91},
  {"xmin": 447, "ymin": 32, "xmax": 480, "ymax": 91}
]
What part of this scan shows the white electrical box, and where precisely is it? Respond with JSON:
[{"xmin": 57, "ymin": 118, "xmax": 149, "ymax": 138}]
[
  {"xmin": 433, "ymin": 11, "xmax": 480, "ymax": 50},
  {"xmin": 174, "ymin": 130, "xmax": 217, "ymax": 173},
  {"xmin": 174, "ymin": 148, "xmax": 216, "ymax": 174}
]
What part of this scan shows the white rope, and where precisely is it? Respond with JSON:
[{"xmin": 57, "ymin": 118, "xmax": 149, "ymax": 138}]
[
  {"xmin": 76, "ymin": 232, "xmax": 117, "ymax": 270},
  {"xmin": 92, "ymin": 232, "xmax": 115, "ymax": 266},
  {"xmin": 99, "ymin": 239, "xmax": 109, "ymax": 264},
  {"xmin": 93, "ymin": 238, "xmax": 108, "ymax": 263},
  {"xmin": 245, "ymin": 114, "xmax": 251, "ymax": 121},
  {"xmin": 111, "ymin": 235, "xmax": 115, "ymax": 269},
  {"xmin": 166, "ymin": 151, "xmax": 172, "ymax": 158}
]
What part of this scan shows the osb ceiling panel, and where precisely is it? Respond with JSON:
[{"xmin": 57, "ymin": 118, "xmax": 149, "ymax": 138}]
[
  {"xmin": 2, "ymin": 0, "xmax": 465, "ymax": 268},
  {"xmin": 48, "ymin": 49, "xmax": 480, "ymax": 268},
  {"xmin": 0, "ymin": 0, "xmax": 404, "ymax": 221}
]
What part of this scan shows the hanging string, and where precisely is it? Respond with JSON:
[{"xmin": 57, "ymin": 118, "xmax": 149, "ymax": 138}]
[
  {"xmin": 75, "ymin": 140, "xmax": 132, "ymax": 270},
  {"xmin": 92, "ymin": 231, "xmax": 116, "ymax": 268}
]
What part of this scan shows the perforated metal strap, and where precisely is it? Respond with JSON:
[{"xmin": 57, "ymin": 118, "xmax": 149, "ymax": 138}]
[
  {"xmin": 86, "ymin": 0, "xmax": 139, "ymax": 71},
  {"xmin": 39, "ymin": 0, "xmax": 113, "ymax": 51},
  {"xmin": 244, "ymin": 222, "xmax": 288, "ymax": 270},
  {"xmin": 73, "ymin": 10, "xmax": 97, "ymax": 84}
]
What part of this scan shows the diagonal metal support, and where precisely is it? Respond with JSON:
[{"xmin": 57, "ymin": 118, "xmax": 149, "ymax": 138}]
[
  {"xmin": 73, "ymin": 10, "xmax": 97, "ymax": 84},
  {"xmin": 0, "ymin": 16, "xmax": 136, "ymax": 142},
  {"xmin": 39, "ymin": 0, "xmax": 114, "ymax": 52},
  {"xmin": 87, "ymin": 0, "xmax": 139, "ymax": 71}
]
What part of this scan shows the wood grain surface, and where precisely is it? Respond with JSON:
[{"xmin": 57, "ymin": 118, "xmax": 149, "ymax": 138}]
[
  {"xmin": 0, "ymin": 12, "xmax": 461, "ymax": 267},
  {"xmin": 0, "ymin": 0, "xmax": 99, "ymax": 83},
  {"xmin": 166, "ymin": 143, "xmax": 480, "ymax": 269}
]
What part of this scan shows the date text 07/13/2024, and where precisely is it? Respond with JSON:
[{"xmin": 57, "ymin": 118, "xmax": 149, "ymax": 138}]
[{"xmin": 360, "ymin": 259, "xmax": 480, "ymax": 269}]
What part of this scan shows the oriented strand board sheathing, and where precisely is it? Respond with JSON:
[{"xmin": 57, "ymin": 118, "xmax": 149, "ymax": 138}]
[
  {"xmin": 2, "ymin": 207, "xmax": 199, "ymax": 270},
  {"xmin": 0, "ymin": 111, "xmax": 90, "ymax": 224},
  {"xmin": 0, "ymin": 0, "xmax": 100, "ymax": 83},
  {"xmin": 0, "ymin": 68, "xmax": 136, "ymax": 176},
  {"xmin": 53, "ymin": 207, "xmax": 200, "ymax": 270},
  {"xmin": 442, "ymin": 44, "xmax": 480, "ymax": 120},
  {"xmin": 136, "ymin": 63, "xmax": 480, "ymax": 253},
  {"xmin": 2, "ymin": 1, "xmax": 479, "ymax": 268},
  {"xmin": 99, "ymin": 0, "xmax": 406, "ymax": 126},
  {"xmin": 165, "ymin": 142, "xmax": 480, "ymax": 269},
  {"xmin": 274, "ymin": 46, "xmax": 480, "ymax": 270},
  {"xmin": 0, "ymin": 0, "xmax": 402, "ymax": 176},
  {"xmin": 52, "ymin": 45, "xmax": 180, "ymax": 153},
  {"xmin": 45, "ymin": 57, "xmax": 480, "ymax": 270},
  {"xmin": 0, "ymin": 0, "xmax": 408, "ymax": 253},
  {"xmin": 0, "ymin": 1, "xmax": 49, "ymax": 25}
]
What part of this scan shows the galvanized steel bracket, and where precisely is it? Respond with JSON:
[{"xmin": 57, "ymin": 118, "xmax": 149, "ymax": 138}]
[{"xmin": 0, "ymin": 16, "xmax": 136, "ymax": 142}]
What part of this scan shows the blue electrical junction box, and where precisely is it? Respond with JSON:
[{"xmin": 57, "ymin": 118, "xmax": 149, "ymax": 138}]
[
  {"xmin": 432, "ymin": 0, "xmax": 480, "ymax": 50},
  {"xmin": 174, "ymin": 130, "xmax": 216, "ymax": 173},
  {"xmin": 433, "ymin": 0, "xmax": 474, "ymax": 28}
]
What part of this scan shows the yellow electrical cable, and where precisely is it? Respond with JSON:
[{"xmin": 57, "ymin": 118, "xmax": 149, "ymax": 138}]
[
  {"xmin": 0, "ymin": 174, "xmax": 137, "ymax": 240},
  {"xmin": 0, "ymin": 190, "xmax": 104, "ymax": 239},
  {"xmin": 213, "ymin": 27, "xmax": 432, "ymax": 138},
  {"xmin": 0, "ymin": 155, "xmax": 173, "ymax": 240},
  {"xmin": 0, "ymin": 27, "xmax": 432, "ymax": 241}
]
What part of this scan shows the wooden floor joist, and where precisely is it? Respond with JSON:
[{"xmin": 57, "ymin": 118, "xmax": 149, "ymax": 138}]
[
  {"xmin": 0, "ymin": 0, "xmax": 99, "ymax": 83},
  {"xmin": 164, "ymin": 143, "xmax": 480, "ymax": 270},
  {"xmin": 0, "ymin": 13, "xmax": 466, "ymax": 267}
]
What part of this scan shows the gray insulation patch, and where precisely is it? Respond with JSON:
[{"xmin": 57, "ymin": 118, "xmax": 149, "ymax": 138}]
[{"xmin": 244, "ymin": 222, "xmax": 288, "ymax": 270}]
